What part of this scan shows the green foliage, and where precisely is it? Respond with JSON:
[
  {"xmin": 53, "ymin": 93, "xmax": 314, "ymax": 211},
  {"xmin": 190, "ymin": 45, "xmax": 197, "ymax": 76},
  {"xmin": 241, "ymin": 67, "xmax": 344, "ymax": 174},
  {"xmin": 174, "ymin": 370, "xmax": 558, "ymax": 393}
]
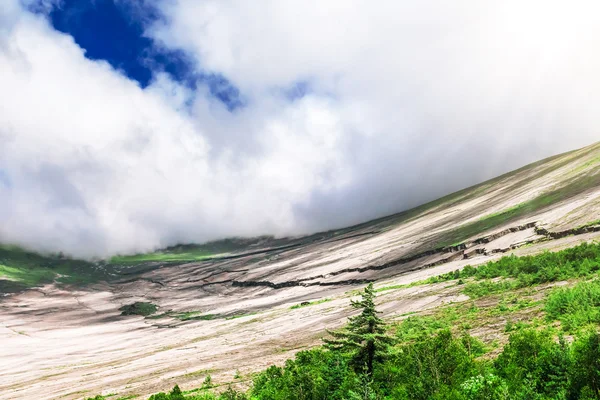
[
  {"xmin": 219, "ymin": 385, "xmax": 246, "ymax": 400},
  {"xmin": 147, "ymin": 384, "xmax": 227, "ymax": 400},
  {"xmin": 431, "ymin": 242, "xmax": 600, "ymax": 297},
  {"xmin": 0, "ymin": 244, "xmax": 106, "ymax": 291},
  {"xmin": 148, "ymin": 385, "xmax": 185, "ymax": 400},
  {"xmin": 494, "ymin": 329, "xmax": 571, "ymax": 398},
  {"xmin": 119, "ymin": 302, "xmax": 158, "ymax": 317},
  {"xmin": 176, "ymin": 312, "xmax": 218, "ymax": 321},
  {"xmin": 395, "ymin": 309, "xmax": 459, "ymax": 342},
  {"xmin": 202, "ymin": 375, "xmax": 213, "ymax": 389},
  {"xmin": 323, "ymin": 283, "xmax": 394, "ymax": 375},
  {"xmin": 462, "ymin": 280, "xmax": 519, "ymax": 298},
  {"xmin": 386, "ymin": 330, "xmax": 481, "ymax": 399},
  {"xmin": 461, "ymin": 374, "xmax": 509, "ymax": 400},
  {"xmin": 84, "ymin": 238, "xmax": 600, "ymax": 400},
  {"xmin": 569, "ymin": 330, "xmax": 600, "ymax": 398},
  {"xmin": 546, "ymin": 279, "xmax": 600, "ymax": 331},
  {"xmin": 239, "ymin": 314, "xmax": 600, "ymax": 400},
  {"xmin": 0, "ymin": 263, "xmax": 56, "ymax": 288},
  {"xmin": 109, "ymin": 236, "xmax": 282, "ymax": 265},
  {"xmin": 251, "ymin": 349, "xmax": 358, "ymax": 400},
  {"xmin": 347, "ymin": 371, "xmax": 377, "ymax": 400},
  {"xmin": 98, "ymin": 327, "xmax": 600, "ymax": 400}
]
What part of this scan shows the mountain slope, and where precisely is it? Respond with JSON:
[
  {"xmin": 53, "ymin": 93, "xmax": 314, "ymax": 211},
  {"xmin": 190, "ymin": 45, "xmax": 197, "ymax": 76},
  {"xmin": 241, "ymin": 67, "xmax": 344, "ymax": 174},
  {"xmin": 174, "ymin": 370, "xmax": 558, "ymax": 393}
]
[{"xmin": 1, "ymin": 141, "xmax": 599, "ymax": 399}]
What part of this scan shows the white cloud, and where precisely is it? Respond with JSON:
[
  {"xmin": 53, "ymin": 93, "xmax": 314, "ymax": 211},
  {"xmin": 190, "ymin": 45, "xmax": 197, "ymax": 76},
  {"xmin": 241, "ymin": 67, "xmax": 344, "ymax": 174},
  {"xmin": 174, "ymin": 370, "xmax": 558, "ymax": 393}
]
[{"xmin": 1, "ymin": 0, "xmax": 599, "ymax": 257}]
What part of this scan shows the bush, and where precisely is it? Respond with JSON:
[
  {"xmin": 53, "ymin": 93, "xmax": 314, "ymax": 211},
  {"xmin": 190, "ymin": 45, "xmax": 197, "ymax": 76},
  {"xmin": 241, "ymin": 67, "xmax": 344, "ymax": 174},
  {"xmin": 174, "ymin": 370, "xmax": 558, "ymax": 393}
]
[
  {"xmin": 461, "ymin": 374, "xmax": 509, "ymax": 400},
  {"xmin": 545, "ymin": 280, "xmax": 600, "ymax": 331},
  {"xmin": 435, "ymin": 243, "xmax": 600, "ymax": 294},
  {"xmin": 569, "ymin": 330, "xmax": 600, "ymax": 398},
  {"xmin": 494, "ymin": 329, "xmax": 571, "ymax": 397}
]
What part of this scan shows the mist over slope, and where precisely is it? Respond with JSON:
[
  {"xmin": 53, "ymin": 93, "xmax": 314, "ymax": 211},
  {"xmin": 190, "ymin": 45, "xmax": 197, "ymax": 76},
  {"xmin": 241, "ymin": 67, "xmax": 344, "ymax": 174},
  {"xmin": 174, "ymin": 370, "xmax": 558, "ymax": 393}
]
[
  {"xmin": 2, "ymin": 1, "xmax": 600, "ymax": 257},
  {"xmin": 1, "ymin": 141, "xmax": 599, "ymax": 293},
  {"xmin": 1, "ymin": 141, "xmax": 600, "ymax": 399}
]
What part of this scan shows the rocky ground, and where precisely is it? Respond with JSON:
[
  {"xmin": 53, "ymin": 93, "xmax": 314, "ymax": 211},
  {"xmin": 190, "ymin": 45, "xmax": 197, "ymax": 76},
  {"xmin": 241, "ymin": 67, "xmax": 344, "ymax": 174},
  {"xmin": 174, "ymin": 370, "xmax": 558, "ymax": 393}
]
[{"xmin": 1, "ymin": 142, "xmax": 599, "ymax": 399}]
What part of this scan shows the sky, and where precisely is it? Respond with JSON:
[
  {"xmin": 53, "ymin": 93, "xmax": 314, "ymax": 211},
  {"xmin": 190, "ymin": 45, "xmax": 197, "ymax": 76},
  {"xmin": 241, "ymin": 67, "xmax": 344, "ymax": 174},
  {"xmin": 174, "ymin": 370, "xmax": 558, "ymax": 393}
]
[{"xmin": 1, "ymin": 0, "xmax": 599, "ymax": 258}]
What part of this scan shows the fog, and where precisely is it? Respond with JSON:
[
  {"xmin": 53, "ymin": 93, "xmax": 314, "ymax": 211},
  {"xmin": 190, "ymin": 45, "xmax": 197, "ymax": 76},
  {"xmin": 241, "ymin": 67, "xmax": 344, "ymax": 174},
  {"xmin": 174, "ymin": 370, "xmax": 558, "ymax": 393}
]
[{"xmin": 1, "ymin": 0, "xmax": 599, "ymax": 258}]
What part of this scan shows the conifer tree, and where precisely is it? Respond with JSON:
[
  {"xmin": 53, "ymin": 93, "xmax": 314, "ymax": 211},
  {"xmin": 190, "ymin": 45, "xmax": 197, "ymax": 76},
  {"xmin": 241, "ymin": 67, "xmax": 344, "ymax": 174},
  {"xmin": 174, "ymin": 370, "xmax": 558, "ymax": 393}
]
[{"xmin": 323, "ymin": 283, "xmax": 394, "ymax": 375}]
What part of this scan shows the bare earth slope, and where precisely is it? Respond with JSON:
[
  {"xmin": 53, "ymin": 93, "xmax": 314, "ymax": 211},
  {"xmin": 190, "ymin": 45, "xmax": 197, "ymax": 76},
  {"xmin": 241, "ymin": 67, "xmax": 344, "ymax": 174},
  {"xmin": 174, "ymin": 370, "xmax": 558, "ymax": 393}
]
[{"xmin": 1, "ymin": 142, "xmax": 600, "ymax": 399}]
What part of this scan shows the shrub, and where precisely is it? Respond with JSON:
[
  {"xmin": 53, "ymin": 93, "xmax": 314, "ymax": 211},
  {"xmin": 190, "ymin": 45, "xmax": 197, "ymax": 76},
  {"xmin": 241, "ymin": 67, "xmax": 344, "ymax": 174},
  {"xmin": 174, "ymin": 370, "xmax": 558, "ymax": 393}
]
[{"xmin": 545, "ymin": 279, "xmax": 600, "ymax": 331}]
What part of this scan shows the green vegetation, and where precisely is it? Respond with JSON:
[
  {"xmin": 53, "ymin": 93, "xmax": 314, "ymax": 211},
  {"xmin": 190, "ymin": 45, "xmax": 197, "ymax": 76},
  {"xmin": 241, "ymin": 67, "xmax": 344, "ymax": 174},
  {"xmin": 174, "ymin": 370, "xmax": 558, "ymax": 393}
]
[
  {"xmin": 0, "ymin": 263, "xmax": 56, "ymax": 287},
  {"xmin": 245, "ymin": 284, "xmax": 600, "ymax": 400},
  {"xmin": 145, "ymin": 310, "xmax": 258, "ymax": 321},
  {"xmin": 436, "ymin": 171, "xmax": 600, "ymax": 248},
  {"xmin": 324, "ymin": 283, "xmax": 394, "ymax": 375},
  {"xmin": 569, "ymin": 153, "xmax": 600, "ymax": 176},
  {"xmin": 111, "ymin": 327, "xmax": 600, "ymax": 399},
  {"xmin": 102, "ymin": 244, "xmax": 600, "ymax": 398},
  {"xmin": 119, "ymin": 302, "xmax": 158, "ymax": 317},
  {"xmin": 177, "ymin": 313, "xmax": 218, "ymax": 321},
  {"xmin": 89, "ymin": 267, "xmax": 600, "ymax": 399},
  {"xmin": 290, "ymin": 298, "xmax": 331, "ymax": 309},
  {"xmin": 546, "ymin": 280, "xmax": 600, "ymax": 332},
  {"xmin": 225, "ymin": 312, "xmax": 258, "ymax": 320},
  {"xmin": 0, "ymin": 244, "xmax": 107, "ymax": 291},
  {"xmin": 0, "ymin": 236, "xmax": 295, "ymax": 292},
  {"xmin": 577, "ymin": 219, "xmax": 600, "ymax": 230},
  {"xmin": 377, "ymin": 242, "xmax": 600, "ymax": 300},
  {"xmin": 109, "ymin": 236, "xmax": 289, "ymax": 265},
  {"xmin": 427, "ymin": 242, "xmax": 600, "ymax": 297},
  {"xmin": 395, "ymin": 307, "xmax": 464, "ymax": 342},
  {"xmin": 374, "ymin": 283, "xmax": 411, "ymax": 293}
]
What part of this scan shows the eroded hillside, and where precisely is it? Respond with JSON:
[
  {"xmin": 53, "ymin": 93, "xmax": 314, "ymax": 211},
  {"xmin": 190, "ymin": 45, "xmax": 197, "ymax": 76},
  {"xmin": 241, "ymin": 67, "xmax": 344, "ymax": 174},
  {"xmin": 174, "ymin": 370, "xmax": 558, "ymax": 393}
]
[{"xmin": 1, "ymin": 142, "xmax": 600, "ymax": 399}]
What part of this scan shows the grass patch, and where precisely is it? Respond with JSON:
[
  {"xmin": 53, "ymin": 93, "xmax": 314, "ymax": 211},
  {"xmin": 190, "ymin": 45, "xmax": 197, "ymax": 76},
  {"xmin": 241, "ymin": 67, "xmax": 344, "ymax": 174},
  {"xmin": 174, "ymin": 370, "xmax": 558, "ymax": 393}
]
[
  {"xmin": 0, "ymin": 244, "xmax": 120, "ymax": 290},
  {"xmin": 576, "ymin": 219, "xmax": 600, "ymax": 230},
  {"xmin": 225, "ymin": 312, "xmax": 258, "ymax": 320},
  {"xmin": 146, "ymin": 310, "xmax": 257, "ymax": 321},
  {"xmin": 395, "ymin": 308, "xmax": 461, "ymax": 342},
  {"xmin": 436, "ymin": 172, "xmax": 600, "ymax": 247},
  {"xmin": 174, "ymin": 311, "xmax": 218, "ymax": 321},
  {"xmin": 393, "ymin": 289, "xmax": 543, "ymax": 345},
  {"xmin": 290, "ymin": 298, "xmax": 332, "ymax": 309},
  {"xmin": 375, "ymin": 283, "xmax": 411, "ymax": 293},
  {"xmin": 569, "ymin": 153, "xmax": 600, "ymax": 176},
  {"xmin": 374, "ymin": 276, "xmax": 447, "ymax": 293},
  {"xmin": 0, "ymin": 263, "xmax": 56, "ymax": 287},
  {"xmin": 182, "ymin": 369, "xmax": 213, "ymax": 379},
  {"xmin": 462, "ymin": 279, "xmax": 520, "ymax": 298},
  {"xmin": 426, "ymin": 242, "xmax": 600, "ymax": 297},
  {"xmin": 119, "ymin": 302, "xmax": 158, "ymax": 317},
  {"xmin": 109, "ymin": 236, "xmax": 285, "ymax": 265}
]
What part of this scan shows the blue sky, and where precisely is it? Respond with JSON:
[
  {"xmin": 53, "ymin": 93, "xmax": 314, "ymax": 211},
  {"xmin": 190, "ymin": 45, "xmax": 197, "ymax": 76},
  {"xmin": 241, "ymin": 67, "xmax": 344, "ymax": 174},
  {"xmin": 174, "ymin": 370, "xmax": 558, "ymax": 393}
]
[{"xmin": 42, "ymin": 0, "xmax": 243, "ymax": 109}]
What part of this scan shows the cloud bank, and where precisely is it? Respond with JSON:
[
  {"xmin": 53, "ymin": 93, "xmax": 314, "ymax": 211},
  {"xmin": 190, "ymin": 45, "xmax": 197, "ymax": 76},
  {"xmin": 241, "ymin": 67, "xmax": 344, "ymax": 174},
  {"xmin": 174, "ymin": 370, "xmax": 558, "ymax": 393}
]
[{"xmin": 1, "ymin": 0, "xmax": 599, "ymax": 258}]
